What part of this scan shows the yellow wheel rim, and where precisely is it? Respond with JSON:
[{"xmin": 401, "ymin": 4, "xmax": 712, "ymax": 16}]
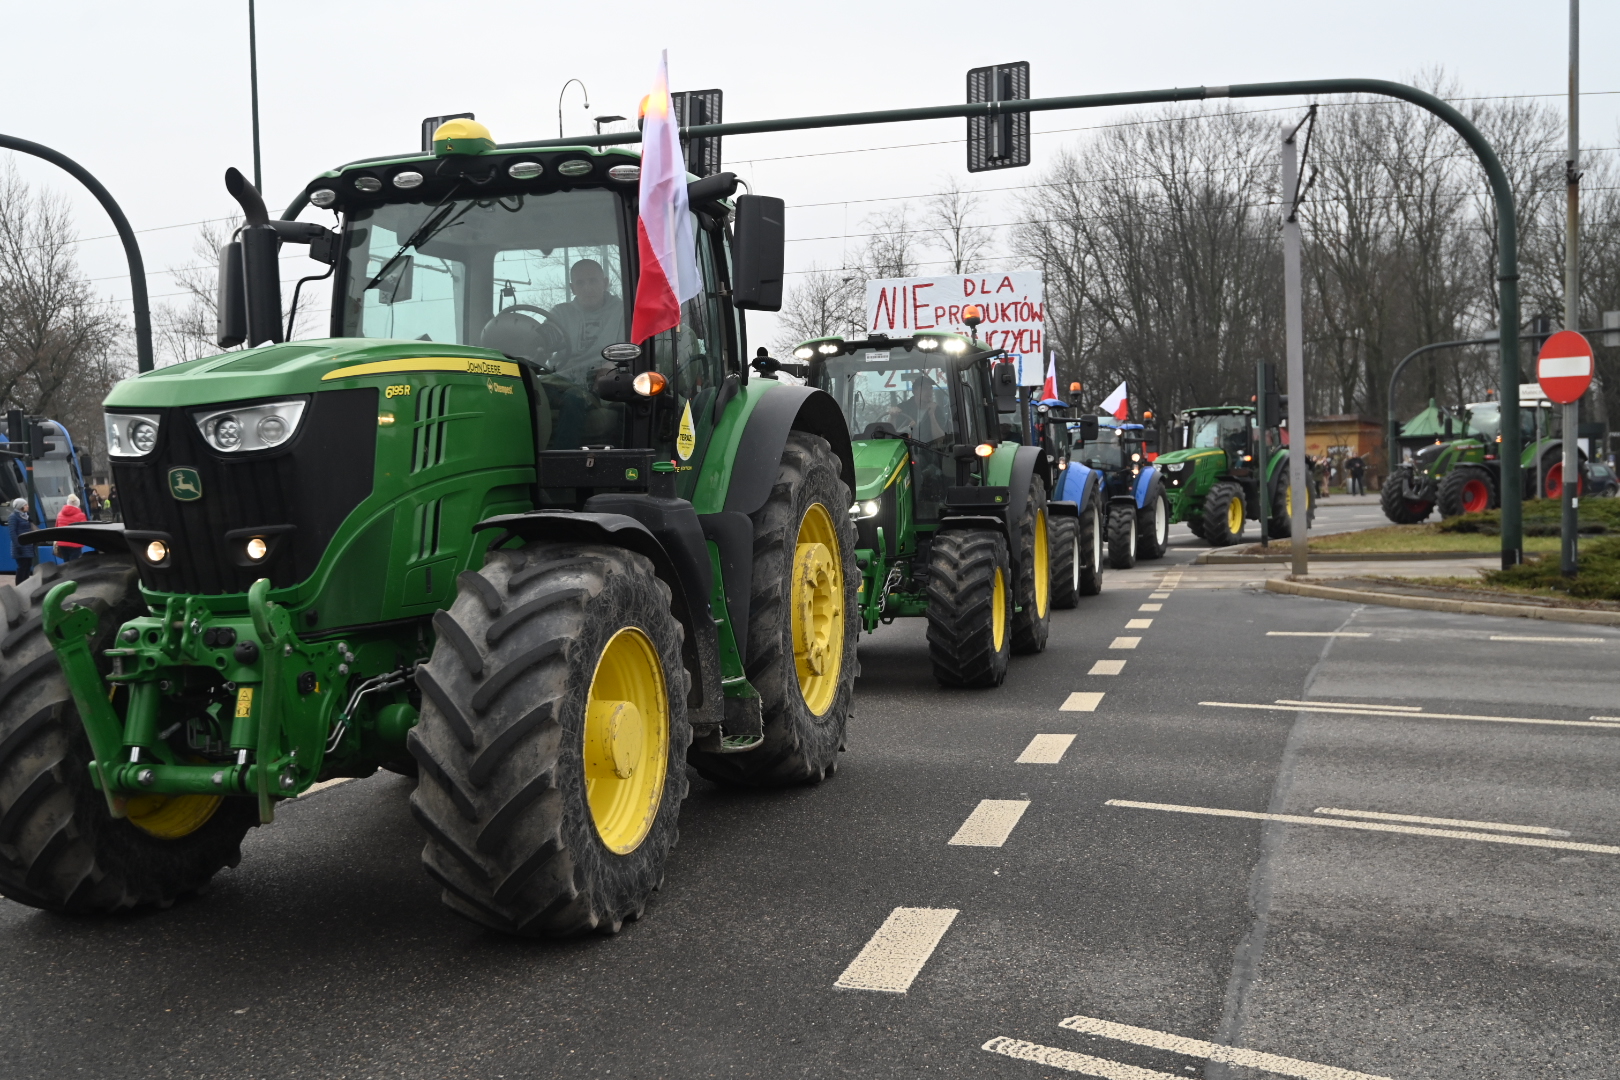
[
  {"xmin": 584, "ymin": 627, "xmax": 669, "ymax": 855},
  {"xmin": 1033, "ymin": 509, "xmax": 1050, "ymax": 618},
  {"xmin": 1227, "ymin": 493, "xmax": 1244, "ymax": 534},
  {"xmin": 1285, "ymin": 485, "xmax": 1293, "ymax": 516},
  {"xmin": 991, "ymin": 566, "xmax": 1007, "ymax": 651},
  {"xmin": 125, "ymin": 793, "xmax": 221, "ymax": 839},
  {"xmin": 792, "ymin": 502, "xmax": 845, "ymax": 716}
]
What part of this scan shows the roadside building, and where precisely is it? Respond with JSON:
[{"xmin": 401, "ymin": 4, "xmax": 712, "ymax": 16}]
[{"xmin": 1305, "ymin": 414, "xmax": 1386, "ymax": 491}]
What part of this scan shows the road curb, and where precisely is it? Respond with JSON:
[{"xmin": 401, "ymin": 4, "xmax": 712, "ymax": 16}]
[
  {"xmin": 1200, "ymin": 550, "xmax": 1486, "ymax": 564},
  {"xmin": 1264, "ymin": 577, "xmax": 1620, "ymax": 626}
]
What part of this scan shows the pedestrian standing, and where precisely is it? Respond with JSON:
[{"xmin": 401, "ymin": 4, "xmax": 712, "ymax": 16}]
[
  {"xmin": 1346, "ymin": 455, "xmax": 1366, "ymax": 496},
  {"xmin": 54, "ymin": 494, "xmax": 86, "ymax": 562},
  {"xmin": 8, "ymin": 499, "xmax": 32, "ymax": 583}
]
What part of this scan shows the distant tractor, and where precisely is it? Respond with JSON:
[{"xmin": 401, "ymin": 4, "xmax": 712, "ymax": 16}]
[
  {"xmin": 1053, "ymin": 416, "xmax": 1168, "ymax": 568},
  {"xmin": 1154, "ymin": 405, "xmax": 1311, "ymax": 546}
]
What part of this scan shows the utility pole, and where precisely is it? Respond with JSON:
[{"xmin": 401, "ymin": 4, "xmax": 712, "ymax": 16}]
[
  {"xmin": 1282, "ymin": 116, "xmax": 1311, "ymax": 578},
  {"xmin": 1561, "ymin": 0, "xmax": 1580, "ymax": 576},
  {"xmin": 249, "ymin": 0, "xmax": 262, "ymax": 191}
]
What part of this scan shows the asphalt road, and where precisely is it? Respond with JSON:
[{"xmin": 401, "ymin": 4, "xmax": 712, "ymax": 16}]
[{"xmin": 1, "ymin": 536, "xmax": 1616, "ymax": 1079}]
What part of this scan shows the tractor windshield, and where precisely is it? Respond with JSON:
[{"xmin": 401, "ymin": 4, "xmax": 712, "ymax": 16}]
[
  {"xmin": 1071, "ymin": 424, "xmax": 1124, "ymax": 469},
  {"xmin": 819, "ymin": 346, "xmax": 969, "ymax": 450},
  {"xmin": 1188, "ymin": 413, "xmax": 1250, "ymax": 452},
  {"xmin": 1465, "ymin": 402, "xmax": 1552, "ymax": 441}
]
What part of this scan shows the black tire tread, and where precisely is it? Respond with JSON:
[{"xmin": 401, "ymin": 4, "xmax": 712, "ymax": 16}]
[
  {"xmin": 1380, "ymin": 469, "xmax": 1434, "ymax": 524},
  {"xmin": 925, "ymin": 529, "xmax": 1011, "ymax": 688},
  {"xmin": 1009, "ymin": 477, "xmax": 1050, "ymax": 655},
  {"xmin": 1049, "ymin": 516, "xmax": 1080, "ymax": 610},
  {"xmin": 1106, "ymin": 502, "xmax": 1138, "ymax": 569}
]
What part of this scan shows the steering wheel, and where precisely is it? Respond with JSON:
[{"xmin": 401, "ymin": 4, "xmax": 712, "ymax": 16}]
[
  {"xmin": 480, "ymin": 304, "xmax": 562, "ymax": 365},
  {"xmin": 501, "ymin": 303, "xmax": 552, "ymax": 319}
]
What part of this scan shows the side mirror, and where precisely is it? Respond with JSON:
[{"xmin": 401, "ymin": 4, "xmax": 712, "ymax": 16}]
[
  {"xmin": 216, "ymin": 241, "xmax": 246, "ymax": 348},
  {"xmin": 731, "ymin": 195, "xmax": 784, "ymax": 311},
  {"xmin": 223, "ymin": 168, "xmax": 284, "ymax": 347},
  {"xmin": 991, "ymin": 361, "xmax": 1020, "ymax": 413},
  {"xmin": 1078, "ymin": 415, "xmax": 1100, "ymax": 444},
  {"xmin": 1141, "ymin": 428, "xmax": 1159, "ymax": 449}
]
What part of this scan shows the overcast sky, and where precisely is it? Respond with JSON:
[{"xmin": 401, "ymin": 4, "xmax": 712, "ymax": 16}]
[{"xmin": 3, "ymin": 0, "xmax": 1615, "ymax": 355}]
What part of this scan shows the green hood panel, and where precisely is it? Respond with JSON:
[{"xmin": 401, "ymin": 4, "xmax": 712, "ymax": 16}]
[
  {"xmin": 851, "ymin": 439, "xmax": 909, "ymax": 500},
  {"xmin": 1154, "ymin": 447, "xmax": 1223, "ymax": 467},
  {"xmin": 105, "ymin": 339, "xmax": 516, "ymax": 408}
]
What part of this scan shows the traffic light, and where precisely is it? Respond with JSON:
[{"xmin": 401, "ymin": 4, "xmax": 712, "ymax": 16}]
[
  {"xmin": 1259, "ymin": 363, "xmax": 1284, "ymax": 428},
  {"xmin": 5, "ymin": 410, "xmax": 21, "ymax": 446},
  {"xmin": 29, "ymin": 422, "xmax": 54, "ymax": 458}
]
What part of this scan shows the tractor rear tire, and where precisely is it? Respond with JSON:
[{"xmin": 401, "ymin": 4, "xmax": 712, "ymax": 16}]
[
  {"xmin": 1106, "ymin": 502, "xmax": 1138, "ymax": 569},
  {"xmin": 1201, "ymin": 482, "xmax": 1246, "ymax": 546},
  {"xmin": 1186, "ymin": 514, "xmax": 1206, "ymax": 540},
  {"xmin": 0, "ymin": 555, "xmax": 257, "ymax": 914},
  {"xmin": 688, "ymin": 431, "xmax": 856, "ymax": 787},
  {"xmin": 411, "ymin": 542, "xmax": 691, "ymax": 937},
  {"xmin": 1268, "ymin": 476, "xmax": 1314, "ymax": 537},
  {"xmin": 1049, "ymin": 515, "xmax": 1080, "ymax": 610},
  {"xmin": 1380, "ymin": 469, "xmax": 1434, "ymax": 524},
  {"xmin": 1437, "ymin": 465, "xmax": 1496, "ymax": 518},
  {"xmin": 1078, "ymin": 499, "xmax": 1105, "ymax": 597},
  {"xmin": 925, "ymin": 528, "xmax": 1012, "ymax": 688},
  {"xmin": 1009, "ymin": 477, "xmax": 1051, "ymax": 655},
  {"xmin": 1136, "ymin": 483, "xmax": 1170, "ymax": 560}
]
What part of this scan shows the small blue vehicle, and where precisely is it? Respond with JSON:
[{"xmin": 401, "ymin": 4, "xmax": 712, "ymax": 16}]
[
  {"xmin": 0, "ymin": 420, "xmax": 92, "ymax": 573},
  {"xmin": 1052, "ymin": 416, "xmax": 1169, "ymax": 568}
]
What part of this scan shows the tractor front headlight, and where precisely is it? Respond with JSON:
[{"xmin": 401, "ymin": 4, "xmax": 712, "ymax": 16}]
[
  {"xmin": 850, "ymin": 499, "xmax": 882, "ymax": 519},
  {"xmin": 106, "ymin": 412, "xmax": 163, "ymax": 458},
  {"xmin": 193, "ymin": 399, "xmax": 308, "ymax": 453}
]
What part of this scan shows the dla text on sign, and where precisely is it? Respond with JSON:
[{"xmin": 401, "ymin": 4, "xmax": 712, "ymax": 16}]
[{"xmin": 865, "ymin": 273, "xmax": 1044, "ymax": 354}]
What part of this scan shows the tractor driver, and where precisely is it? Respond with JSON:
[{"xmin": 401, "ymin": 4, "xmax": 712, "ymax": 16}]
[
  {"xmin": 887, "ymin": 374, "xmax": 951, "ymax": 445},
  {"xmin": 480, "ymin": 259, "xmax": 624, "ymax": 382}
]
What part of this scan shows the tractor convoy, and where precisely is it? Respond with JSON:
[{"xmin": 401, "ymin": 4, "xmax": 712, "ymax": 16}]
[
  {"xmin": 1154, "ymin": 404, "xmax": 1311, "ymax": 546},
  {"xmin": 0, "ymin": 118, "xmax": 1132, "ymax": 938}
]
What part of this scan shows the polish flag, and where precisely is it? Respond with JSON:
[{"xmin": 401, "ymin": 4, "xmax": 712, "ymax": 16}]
[
  {"xmin": 630, "ymin": 51, "xmax": 701, "ymax": 344},
  {"xmin": 1041, "ymin": 354, "xmax": 1059, "ymax": 401},
  {"xmin": 1099, "ymin": 381, "xmax": 1129, "ymax": 421}
]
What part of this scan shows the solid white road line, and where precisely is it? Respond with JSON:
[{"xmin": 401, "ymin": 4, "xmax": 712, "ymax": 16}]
[
  {"xmin": 1089, "ymin": 660, "xmax": 1127, "ymax": 675},
  {"xmin": 1265, "ymin": 631, "xmax": 1372, "ymax": 638},
  {"xmin": 1109, "ymin": 637, "xmax": 1140, "ymax": 650},
  {"xmin": 1017, "ymin": 734, "xmax": 1077, "ymax": 764},
  {"xmin": 1126, "ymin": 619, "xmax": 1153, "ymax": 629},
  {"xmin": 1105, "ymin": 799, "xmax": 1620, "ymax": 855},
  {"xmin": 1490, "ymin": 634, "xmax": 1608, "ymax": 643},
  {"xmin": 1061, "ymin": 692, "xmax": 1105, "ymax": 712},
  {"xmin": 948, "ymin": 799, "xmax": 1031, "ymax": 846},
  {"xmin": 982, "ymin": 1037, "xmax": 1182, "ymax": 1079},
  {"xmin": 1058, "ymin": 1013, "xmax": 1393, "ymax": 1080},
  {"xmin": 1274, "ymin": 698, "xmax": 1423, "ymax": 711},
  {"xmin": 1200, "ymin": 699, "xmax": 1620, "ymax": 731},
  {"xmin": 1139, "ymin": 603, "xmax": 1162, "ymax": 611},
  {"xmin": 835, "ymin": 907, "xmax": 959, "ymax": 992},
  {"xmin": 1314, "ymin": 806, "xmax": 1571, "ymax": 837}
]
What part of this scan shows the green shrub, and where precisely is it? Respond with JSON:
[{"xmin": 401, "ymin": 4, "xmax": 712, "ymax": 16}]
[{"xmin": 1484, "ymin": 533, "xmax": 1620, "ymax": 600}]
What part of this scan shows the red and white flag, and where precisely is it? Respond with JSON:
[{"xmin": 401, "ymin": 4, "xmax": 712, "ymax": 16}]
[
  {"xmin": 1099, "ymin": 380, "xmax": 1129, "ymax": 421},
  {"xmin": 630, "ymin": 51, "xmax": 701, "ymax": 344},
  {"xmin": 1042, "ymin": 354, "xmax": 1058, "ymax": 401}
]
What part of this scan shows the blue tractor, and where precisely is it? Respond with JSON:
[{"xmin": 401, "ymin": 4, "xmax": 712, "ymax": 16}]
[
  {"xmin": 1052, "ymin": 415, "xmax": 1170, "ymax": 569},
  {"xmin": 0, "ymin": 419, "xmax": 92, "ymax": 572},
  {"xmin": 1036, "ymin": 408, "xmax": 1108, "ymax": 604}
]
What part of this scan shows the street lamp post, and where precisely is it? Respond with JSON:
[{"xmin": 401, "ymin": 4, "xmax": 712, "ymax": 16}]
[{"xmin": 558, "ymin": 79, "xmax": 590, "ymax": 139}]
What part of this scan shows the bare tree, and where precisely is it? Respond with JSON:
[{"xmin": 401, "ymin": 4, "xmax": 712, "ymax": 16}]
[
  {"xmin": 774, "ymin": 263, "xmax": 864, "ymax": 350},
  {"xmin": 925, "ymin": 182, "xmax": 993, "ymax": 274},
  {"xmin": 861, "ymin": 206, "xmax": 921, "ymax": 280}
]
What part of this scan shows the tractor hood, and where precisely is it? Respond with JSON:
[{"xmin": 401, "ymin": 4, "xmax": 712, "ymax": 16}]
[
  {"xmin": 1153, "ymin": 447, "xmax": 1223, "ymax": 468},
  {"xmin": 105, "ymin": 339, "xmax": 519, "ymax": 409},
  {"xmin": 851, "ymin": 438, "xmax": 909, "ymax": 500}
]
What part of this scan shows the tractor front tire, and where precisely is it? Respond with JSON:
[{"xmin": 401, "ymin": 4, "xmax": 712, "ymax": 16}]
[
  {"xmin": 1049, "ymin": 515, "xmax": 1080, "ymax": 610},
  {"xmin": 1078, "ymin": 499, "xmax": 1105, "ymax": 596},
  {"xmin": 1136, "ymin": 483, "xmax": 1170, "ymax": 560},
  {"xmin": 1009, "ymin": 477, "xmax": 1051, "ymax": 655},
  {"xmin": 1201, "ymin": 482, "xmax": 1247, "ymax": 546},
  {"xmin": 1106, "ymin": 502, "xmax": 1138, "ymax": 569},
  {"xmin": 1380, "ymin": 469, "xmax": 1434, "ymax": 524},
  {"xmin": 1437, "ymin": 465, "xmax": 1496, "ymax": 518},
  {"xmin": 926, "ymin": 529, "xmax": 1012, "ymax": 688},
  {"xmin": 688, "ymin": 431, "xmax": 856, "ymax": 787},
  {"xmin": 0, "ymin": 556, "xmax": 257, "ymax": 914},
  {"xmin": 411, "ymin": 542, "xmax": 691, "ymax": 937}
]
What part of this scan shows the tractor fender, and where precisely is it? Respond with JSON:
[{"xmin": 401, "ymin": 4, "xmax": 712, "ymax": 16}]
[
  {"xmin": 722, "ymin": 385, "xmax": 855, "ymax": 516},
  {"xmin": 472, "ymin": 507, "xmax": 723, "ymax": 731},
  {"xmin": 1052, "ymin": 460, "xmax": 1098, "ymax": 506},
  {"xmin": 935, "ymin": 514, "xmax": 1009, "ymax": 539},
  {"xmin": 1133, "ymin": 465, "xmax": 1161, "ymax": 508},
  {"xmin": 1004, "ymin": 444, "xmax": 1054, "ymax": 530}
]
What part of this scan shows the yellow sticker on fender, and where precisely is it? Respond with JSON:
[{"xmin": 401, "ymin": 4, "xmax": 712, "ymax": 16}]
[
  {"xmin": 676, "ymin": 400, "xmax": 696, "ymax": 460},
  {"xmin": 320, "ymin": 357, "xmax": 521, "ymax": 381},
  {"xmin": 235, "ymin": 686, "xmax": 254, "ymax": 718}
]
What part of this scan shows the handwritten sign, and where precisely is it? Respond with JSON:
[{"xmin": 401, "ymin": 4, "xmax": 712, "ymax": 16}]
[{"xmin": 865, "ymin": 272, "xmax": 1044, "ymax": 357}]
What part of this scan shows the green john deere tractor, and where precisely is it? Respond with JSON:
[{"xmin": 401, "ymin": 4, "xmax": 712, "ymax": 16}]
[
  {"xmin": 2, "ymin": 119, "xmax": 861, "ymax": 936},
  {"xmin": 793, "ymin": 332, "xmax": 1062, "ymax": 688},
  {"xmin": 1155, "ymin": 404, "xmax": 1311, "ymax": 546},
  {"xmin": 1381, "ymin": 394, "xmax": 1578, "ymax": 522}
]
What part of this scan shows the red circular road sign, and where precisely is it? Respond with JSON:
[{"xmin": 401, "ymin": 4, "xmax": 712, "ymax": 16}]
[{"xmin": 1536, "ymin": 330, "xmax": 1594, "ymax": 404}]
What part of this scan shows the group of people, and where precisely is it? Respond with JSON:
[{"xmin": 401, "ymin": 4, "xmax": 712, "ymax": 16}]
[{"xmin": 7, "ymin": 494, "xmax": 87, "ymax": 582}]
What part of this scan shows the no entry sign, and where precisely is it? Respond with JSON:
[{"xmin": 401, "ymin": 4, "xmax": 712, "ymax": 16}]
[{"xmin": 1536, "ymin": 330, "xmax": 1594, "ymax": 404}]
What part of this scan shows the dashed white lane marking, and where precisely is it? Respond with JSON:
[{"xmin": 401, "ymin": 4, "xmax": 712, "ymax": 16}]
[
  {"xmin": 1017, "ymin": 734, "xmax": 1077, "ymax": 763},
  {"xmin": 1109, "ymin": 636, "xmax": 1140, "ymax": 650},
  {"xmin": 1490, "ymin": 634, "xmax": 1609, "ymax": 644},
  {"xmin": 1148, "ymin": 592, "xmax": 1171, "ymax": 599},
  {"xmin": 1058, "ymin": 1013, "xmax": 1395, "ymax": 1080},
  {"xmin": 1106, "ymin": 799, "xmax": 1620, "ymax": 854},
  {"xmin": 1089, "ymin": 660, "xmax": 1126, "ymax": 675},
  {"xmin": 1200, "ymin": 699, "xmax": 1620, "ymax": 731},
  {"xmin": 1315, "ymin": 806, "xmax": 1572, "ymax": 837},
  {"xmin": 1125, "ymin": 618, "xmax": 1153, "ymax": 629},
  {"xmin": 302, "ymin": 778, "xmax": 352, "ymax": 796},
  {"xmin": 948, "ymin": 799, "xmax": 1030, "ymax": 846},
  {"xmin": 1061, "ymin": 692, "xmax": 1105, "ymax": 711},
  {"xmin": 1275, "ymin": 698, "xmax": 1422, "ymax": 711},
  {"xmin": 835, "ymin": 907, "xmax": 959, "ymax": 992},
  {"xmin": 982, "ymin": 1037, "xmax": 1182, "ymax": 1079},
  {"xmin": 1266, "ymin": 631, "xmax": 1371, "ymax": 638},
  {"xmin": 1138, "ymin": 603, "xmax": 1162, "ymax": 611}
]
